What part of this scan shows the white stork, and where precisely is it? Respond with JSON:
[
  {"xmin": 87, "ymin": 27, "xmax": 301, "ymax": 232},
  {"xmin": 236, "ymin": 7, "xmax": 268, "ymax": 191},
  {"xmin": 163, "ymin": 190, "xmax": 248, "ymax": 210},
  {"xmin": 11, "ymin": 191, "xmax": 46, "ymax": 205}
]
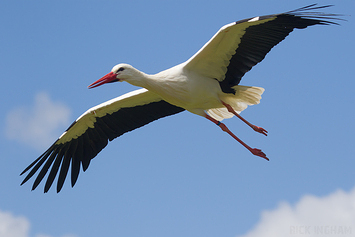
[{"xmin": 21, "ymin": 4, "xmax": 340, "ymax": 192}]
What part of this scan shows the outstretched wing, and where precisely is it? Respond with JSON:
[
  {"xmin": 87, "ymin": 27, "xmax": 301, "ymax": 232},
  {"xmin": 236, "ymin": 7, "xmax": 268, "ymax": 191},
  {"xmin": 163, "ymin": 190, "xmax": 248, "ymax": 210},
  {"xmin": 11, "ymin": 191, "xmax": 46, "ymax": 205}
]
[
  {"xmin": 21, "ymin": 88, "xmax": 184, "ymax": 192},
  {"xmin": 184, "ymin": 4, "xmax": 340, "ymax": 94}
]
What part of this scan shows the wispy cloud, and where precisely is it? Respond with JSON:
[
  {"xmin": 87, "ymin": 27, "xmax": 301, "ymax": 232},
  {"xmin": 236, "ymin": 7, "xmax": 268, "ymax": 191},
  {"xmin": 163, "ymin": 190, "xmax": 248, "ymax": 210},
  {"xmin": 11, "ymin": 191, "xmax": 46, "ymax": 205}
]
[
  {"xmin": 5, "ymin": 92, "xmax": 71, "ymax": 150},
  {"xmin": 237, "ymin": 187, "xmax": 355, "ymax": 237},
  {"xmin": 0, "ymin": 209, "xmax": 77, "ymax": 237},
  {"xmin": 0, "ymin": 210, "xmax": 29, "ymax": 237}
]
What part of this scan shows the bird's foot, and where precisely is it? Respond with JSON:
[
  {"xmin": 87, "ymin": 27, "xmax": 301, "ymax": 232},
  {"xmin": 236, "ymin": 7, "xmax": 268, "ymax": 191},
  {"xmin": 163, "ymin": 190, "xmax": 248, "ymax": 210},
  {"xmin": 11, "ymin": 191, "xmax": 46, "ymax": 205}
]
[
  {"xmin": 252, "ymin": 125, "xmax": 268, "ymax": 136},
  {"xmin": 250, "ymin": 148, "xmax": 269, "ymax": 161}
]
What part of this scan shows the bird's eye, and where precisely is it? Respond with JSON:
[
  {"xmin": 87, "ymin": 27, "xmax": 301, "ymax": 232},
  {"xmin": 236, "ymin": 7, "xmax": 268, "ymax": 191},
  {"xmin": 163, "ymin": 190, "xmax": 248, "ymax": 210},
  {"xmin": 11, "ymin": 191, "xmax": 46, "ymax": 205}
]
[{"xmin": 116, "ymin": 67, "xmax": 125, "ymax": 73}]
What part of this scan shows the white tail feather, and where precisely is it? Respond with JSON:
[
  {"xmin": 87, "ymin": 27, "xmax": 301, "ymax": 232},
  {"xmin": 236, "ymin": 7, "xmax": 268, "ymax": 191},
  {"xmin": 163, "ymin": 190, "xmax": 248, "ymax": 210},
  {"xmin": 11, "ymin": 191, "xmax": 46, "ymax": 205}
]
[{"xmin": 207, "ymin": 85, "xmax": 264, "ymax": 120}]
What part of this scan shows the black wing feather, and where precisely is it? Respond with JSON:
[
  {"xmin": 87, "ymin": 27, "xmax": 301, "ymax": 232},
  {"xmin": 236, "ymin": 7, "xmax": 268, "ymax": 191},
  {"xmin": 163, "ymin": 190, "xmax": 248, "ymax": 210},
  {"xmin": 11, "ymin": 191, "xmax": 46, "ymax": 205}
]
[{"xmin": 44, "ymin": 147, "xmax": 65, "ymax": 192}]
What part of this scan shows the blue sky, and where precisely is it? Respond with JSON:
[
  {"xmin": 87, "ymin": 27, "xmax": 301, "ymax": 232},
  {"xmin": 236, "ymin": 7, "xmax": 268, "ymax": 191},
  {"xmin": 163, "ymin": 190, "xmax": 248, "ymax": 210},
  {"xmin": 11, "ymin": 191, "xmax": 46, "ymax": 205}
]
[{"xmin": 1, "ymin": 1, "xmax": 354, "ymax": 237}]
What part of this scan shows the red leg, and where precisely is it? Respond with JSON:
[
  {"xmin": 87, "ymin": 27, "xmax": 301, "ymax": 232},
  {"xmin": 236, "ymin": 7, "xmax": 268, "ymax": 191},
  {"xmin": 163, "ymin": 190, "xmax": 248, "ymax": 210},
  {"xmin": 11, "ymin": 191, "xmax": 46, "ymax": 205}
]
[
  {"xmin": 205, "ymin": 113, "xmax": 268, "ymax": 160},
  {"xmin": 221, "ymin": 101, "xmax": 268, "ymax": 136}
]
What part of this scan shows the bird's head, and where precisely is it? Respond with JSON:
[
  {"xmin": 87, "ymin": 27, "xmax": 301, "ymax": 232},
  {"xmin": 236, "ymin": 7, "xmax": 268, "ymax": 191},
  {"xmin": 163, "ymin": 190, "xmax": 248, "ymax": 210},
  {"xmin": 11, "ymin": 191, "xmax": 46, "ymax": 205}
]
[{"xmin": 88, "ymin": 63, "xmax": 141, "ymax": 89}]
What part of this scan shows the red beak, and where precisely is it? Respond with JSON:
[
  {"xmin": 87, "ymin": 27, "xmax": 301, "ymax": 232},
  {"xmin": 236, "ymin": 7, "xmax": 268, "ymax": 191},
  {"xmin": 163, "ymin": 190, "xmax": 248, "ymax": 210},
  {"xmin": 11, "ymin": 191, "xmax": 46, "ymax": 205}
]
[{"xmin": 88, "ymin": 72, "xmax": 119, "ymax": 89}]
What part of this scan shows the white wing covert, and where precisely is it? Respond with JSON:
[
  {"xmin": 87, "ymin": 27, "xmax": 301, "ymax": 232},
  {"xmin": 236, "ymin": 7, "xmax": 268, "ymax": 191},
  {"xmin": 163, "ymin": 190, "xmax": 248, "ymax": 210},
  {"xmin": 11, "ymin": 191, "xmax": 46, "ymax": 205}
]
[
  {"xmin": 184, "ymin": 4, "xmax": 340, "ymax": 94},
  {"xmin": 21, "ymin": 89, "xmax": 184, "ymax": 192}
]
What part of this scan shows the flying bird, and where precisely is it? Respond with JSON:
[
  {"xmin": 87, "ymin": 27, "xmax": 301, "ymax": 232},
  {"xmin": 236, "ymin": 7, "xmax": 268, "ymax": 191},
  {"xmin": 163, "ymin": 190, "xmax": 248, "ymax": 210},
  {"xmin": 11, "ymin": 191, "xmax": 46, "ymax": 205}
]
[{"xmin": 21, "ymin": 4, "xmax": 341, "ymax": 192}]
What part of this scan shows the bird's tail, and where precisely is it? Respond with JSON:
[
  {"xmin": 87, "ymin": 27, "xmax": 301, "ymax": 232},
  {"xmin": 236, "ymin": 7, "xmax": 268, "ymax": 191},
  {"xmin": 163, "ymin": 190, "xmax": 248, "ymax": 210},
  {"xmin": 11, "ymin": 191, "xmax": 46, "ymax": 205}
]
[{"xmin": 207, "ymin": 85, "xmax": 264, "ymax": 121}]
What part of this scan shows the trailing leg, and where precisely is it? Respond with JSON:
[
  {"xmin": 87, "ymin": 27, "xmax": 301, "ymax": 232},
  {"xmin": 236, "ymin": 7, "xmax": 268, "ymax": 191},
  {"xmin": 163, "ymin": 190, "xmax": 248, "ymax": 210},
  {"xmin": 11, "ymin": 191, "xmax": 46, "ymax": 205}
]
[
  {"xmin": 204, "ymin": 113, "xmax": 268, "ymax": 160},
  {"xmin": 221, "ymin": 101, "xmax": 268, "ymax": 136}
]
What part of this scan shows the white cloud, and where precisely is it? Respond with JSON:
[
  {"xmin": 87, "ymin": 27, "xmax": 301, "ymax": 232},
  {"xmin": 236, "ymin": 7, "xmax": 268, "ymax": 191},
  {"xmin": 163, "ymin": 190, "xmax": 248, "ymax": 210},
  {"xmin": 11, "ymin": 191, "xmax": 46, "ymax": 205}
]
[
  {"xmin": 0, "ymin": 210, "xmax": 29, "ymax": 237},
  {"xmin": 5, "ymin": 92, "xmax": 71, "ymax": 150},
  {"xmin": 0, "ymin": 209, "xmax": 77, "ymax": 237},
  {"xmin": 237, "ymin": 187, "xmax": 355, "ymax": 237}
]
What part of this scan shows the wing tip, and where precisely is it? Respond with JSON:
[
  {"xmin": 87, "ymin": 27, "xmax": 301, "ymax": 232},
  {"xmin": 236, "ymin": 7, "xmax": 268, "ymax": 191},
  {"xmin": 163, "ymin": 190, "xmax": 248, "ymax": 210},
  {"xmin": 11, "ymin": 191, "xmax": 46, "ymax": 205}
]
[{"xmin": 284, "ymin": 4, "xmax": 345, "ymax": 26}]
